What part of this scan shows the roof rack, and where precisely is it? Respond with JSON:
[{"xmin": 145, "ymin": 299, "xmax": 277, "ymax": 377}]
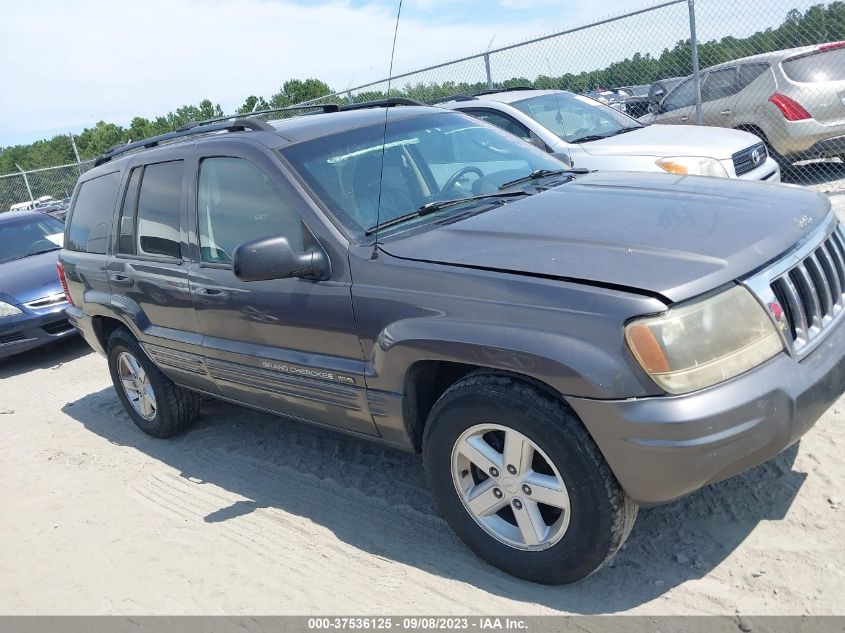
[
  {"xmin": 185, "ymin": 103, "xmax": 342, "ymax": 128},
  {"xmin": 93, "ymin": 118, "xmax": 277, "ymax": 167}
]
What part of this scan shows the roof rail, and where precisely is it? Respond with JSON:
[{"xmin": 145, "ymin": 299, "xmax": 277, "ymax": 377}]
[
  {"xmin": 184, "ymin": 103, "xmax": 341, "ymax": 128},
  {"xmin": 337, "ymin": 97, "xmax": 426, "ymax": 111},
  {"xmin": 93, "ymin": 118, "xmax": 276, "ymax": 167},
  {"xmin": 428, "ymin": 86, "xmax": 540, "ymax": 105},
  {"xmin": 428, "ymin": 94, "xmax": 478, "ymax": 105},
  {"xmin": 474, "ymin": 86, "xmax": 538, "ymax": 96}
]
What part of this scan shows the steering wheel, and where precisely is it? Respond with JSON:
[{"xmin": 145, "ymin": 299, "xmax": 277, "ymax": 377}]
[{"xmin": 442, "ymin": 166, "xmax": 484, "ymax": 195}]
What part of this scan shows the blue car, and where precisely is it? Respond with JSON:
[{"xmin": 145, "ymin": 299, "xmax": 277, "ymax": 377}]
[{"xmin": 0, "ymin": 211, "xmax": 76, "ymax": 359}]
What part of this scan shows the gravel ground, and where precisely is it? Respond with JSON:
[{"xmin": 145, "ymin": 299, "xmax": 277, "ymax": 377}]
[{"xmin": 0, "ymin": 181, "xmax": 843, "ymax": 616}]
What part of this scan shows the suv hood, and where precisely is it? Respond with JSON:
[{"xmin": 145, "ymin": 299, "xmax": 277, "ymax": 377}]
[
  {"xmin": 579, "ymin": 124, "xmax": 760, "ymax": 159},
  {"xmin": 380, "ymin": 172, "xmax": 831, "ymax": 303},
  {"xmin": 0, "ymin": 250, "xmax": 62, "ymax": 304}
]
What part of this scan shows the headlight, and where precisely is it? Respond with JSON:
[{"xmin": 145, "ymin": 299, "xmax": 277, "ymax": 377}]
[
  {"xmin": 656, "ymin": 156, "xmax": 728, "ymax": 178},
  {"xmin": 625, "ymin": 285, "xmax": 783, "ymax": 394},
  {"xmin": 0, "ymin": 301, "xmax": 23, "ymax": 318}
]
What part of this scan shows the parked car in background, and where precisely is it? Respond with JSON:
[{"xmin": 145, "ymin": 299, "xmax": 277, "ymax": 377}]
[
  {"xmin": 582, "ymin": 88, "xmax": 628, "ymax": 112},
  {"xmin": 37, "ymin": 197, "xmax": 71, "ymax": 221},
  {"xmin": 0, "ymin": 211, "xmax": 76, "ymax": 359},
  {"xmin": 642, "ymin": 42, "xmax": 845, "ymax": 167},
  {"xmin": 622, "ymin": 77, "xmax": 685, "ymax": 118},
  {"xmin": 438, "ymin": 88, "xmax": 779, "ymax": 180},
  {"xmin": 61, "ymin": 103, "xmax": 843, "ymax": 584}
]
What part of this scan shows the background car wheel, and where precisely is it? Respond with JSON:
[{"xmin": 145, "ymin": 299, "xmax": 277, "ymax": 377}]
[
  {"xmin": 107, "ymin": 327, "xmax": 201, "ymax": 438},
  {"xmin": 423, "ymin": 372, "xmax": 637, "ymax": 584}
]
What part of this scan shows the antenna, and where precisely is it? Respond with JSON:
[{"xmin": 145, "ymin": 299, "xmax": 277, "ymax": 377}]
[
  {"xmin": 372, "ymin": 0, "xmax": 404, "ymax": 257},
  {"xmin": 545, "ymin": 56, "xmax": 574, "ymax": 167}
]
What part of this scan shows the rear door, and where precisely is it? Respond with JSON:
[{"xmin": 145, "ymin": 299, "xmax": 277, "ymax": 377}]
[
  {"xmin": 107, "ymin": 155, "xmax": 215, "ymax": 393},
  {"xmin": 699, "ymin": 67, "xmax": 743, "ymax": 127},
  {"xmin": 184, "ymin": 141, "xmax": 376, "ymax": 436}
]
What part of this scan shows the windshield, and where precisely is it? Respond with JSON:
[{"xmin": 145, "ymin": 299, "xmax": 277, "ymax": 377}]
[
  {"xmin": 0, "ymin": 215, "xmax": 64, "ymax": 264},
  {"xmin": 512, "ymin": 93, "xmax": 641, "ymax": 144},
  {"xmin": 282, "ymin": 111, "xmax": 567, "ymax": 240}
]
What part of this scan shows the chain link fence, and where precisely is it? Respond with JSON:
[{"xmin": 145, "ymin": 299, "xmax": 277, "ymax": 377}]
[
  {"xmin": 3, "ymin": 0, "xmax": 845, "ymax": 209},
  {"xmin": 0, "ymin": 161, "xmax": 94, "ymax": 214}
]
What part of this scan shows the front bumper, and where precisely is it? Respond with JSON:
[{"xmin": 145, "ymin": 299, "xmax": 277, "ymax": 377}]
[
  {"xmin": 0, "ymin": 308, "xmax": 76, "ymax": 360},
  {"xmin": 568, "ymin": 314, "xmax": 845, "ymax": 506}
]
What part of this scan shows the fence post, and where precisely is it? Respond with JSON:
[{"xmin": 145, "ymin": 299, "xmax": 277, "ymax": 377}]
[
  {"xmin": 687, "ymin": 0, "xmax": 703, "ymax": 125},
  {"xmin": 68, "ymin": 133, "xmax": 83, "ymax": 175},
  {"xmin": 347, "ymin": 91, "xmax": 355, "ymax": 104},
  {"xmin": 15, "ymin": 164, "xmax": 34, "ymax": 203},
  {"xmin": 484, "ymin": 53, "xmax": 493, "ymax": 90}
]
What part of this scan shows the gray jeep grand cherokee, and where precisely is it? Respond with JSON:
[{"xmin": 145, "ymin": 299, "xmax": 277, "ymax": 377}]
[{"xmin": 59, "ymin": 101, "xmax": 845, "ymax": 584}]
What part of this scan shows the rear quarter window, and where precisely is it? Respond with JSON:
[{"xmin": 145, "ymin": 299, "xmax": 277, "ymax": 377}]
[
  {"xmin": 782, "ymin": 48, "xmax": 845, "ymax": 82},
  {"xmin": 66, "ymin": 171, "xmax": 121, "ymax": 254}
]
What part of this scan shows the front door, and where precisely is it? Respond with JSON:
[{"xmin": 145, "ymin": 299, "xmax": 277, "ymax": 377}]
[
  {"xmin": 656, "ymin": 76, "xmax": 698, "ymax": 125},
  {"xmin": 185, "ymin": 145, "xmax": 376, "ymax": 436}
]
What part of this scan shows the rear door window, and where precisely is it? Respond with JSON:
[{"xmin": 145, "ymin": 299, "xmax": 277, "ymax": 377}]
[
  {"xmin": 462, "ymin": 109, "xmax": 533, "ymax": 140},
  {"xmin": 701, "ymin": 68, "xmax": 741, "ymax": 102},
  {"xmin": 136, "ymin": 161, "xmax": 184, "ymax": 259},
  {"xmin": 783, "ymin": 47, "xmax": 845, "ymax": 82},
  {"xmin": 739, "ymin": 63, "xmax": 770, "ymax": 88},
  {"xmin": 66, "ymin": 171, "xmax": 121, "ymax": 254},
  {"xmin": 117, "ymin": 167, "xmax": 142, "ymax": 254}
]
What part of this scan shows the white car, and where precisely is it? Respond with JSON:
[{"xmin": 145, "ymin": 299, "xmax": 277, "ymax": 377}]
[{"xmin": 438, "ymin": 89, "xmax": 780, "ymax": 181}]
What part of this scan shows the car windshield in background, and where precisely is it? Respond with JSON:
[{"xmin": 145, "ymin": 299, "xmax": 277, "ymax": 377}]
[
  {"xmin": 0, "ymin": 215, "xmax": 64, "ymax": 264},
  {"xmin": 282, "ymin": 112, "xmax": 567, "ymax": 240},
  {"xmin": 782, "ymin": 47, "xmax": 845, "ymax": 82},
  {"xmin": 510, "ymin": 93, "xmax": 642, "ymax": 144}
]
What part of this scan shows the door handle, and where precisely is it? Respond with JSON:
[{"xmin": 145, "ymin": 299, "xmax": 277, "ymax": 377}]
[
  {"xmin": 720, "ymin": 109, "xmax": 732, "ymax": 116},
  {"xmin": 109, "ymin": 273, "xmax": 133, "ymax": 287},
  {"xmin": 679, "ymin": 115, "xmax": 689, "ymax": 123},
  {"xmin": 192, "ymin": 287, "xmax": 230, "ymax": 302}
]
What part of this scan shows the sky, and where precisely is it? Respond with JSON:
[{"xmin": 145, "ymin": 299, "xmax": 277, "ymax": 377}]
[{"xmin": 0, "ymin": 0, "xmax": 808, "ymax": 148}]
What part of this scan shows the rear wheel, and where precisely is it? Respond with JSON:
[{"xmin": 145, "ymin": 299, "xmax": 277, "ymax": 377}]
[
  {"xmin": 423, "ymin": 373, "xmax": 637, "ymax": 584},
  {"xmin": 107, "ymin": 327, "xmax": 200, "ymax": 438}
]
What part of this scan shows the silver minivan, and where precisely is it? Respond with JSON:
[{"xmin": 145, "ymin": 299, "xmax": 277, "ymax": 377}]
[{"xmin": 643, "ymin": 42, "xmax": 845, "ymax": 166}]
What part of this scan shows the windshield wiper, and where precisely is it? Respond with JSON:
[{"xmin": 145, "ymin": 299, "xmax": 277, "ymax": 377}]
[
  {"xmin": 570, "ymin": 127, "xmax": 642, "ymax": 144},
  {"xmin": 498, "ymin": 168, "xmax": 574, "ymax": 191},
  {"xmin": 364, "ymin": 191, "xmax": 530, "ymax": 236}
]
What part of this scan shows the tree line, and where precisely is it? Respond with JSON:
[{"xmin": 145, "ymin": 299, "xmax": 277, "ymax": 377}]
[{"xmin": 1, "ymin": 2, "xmax": 843, "ymax": 175}]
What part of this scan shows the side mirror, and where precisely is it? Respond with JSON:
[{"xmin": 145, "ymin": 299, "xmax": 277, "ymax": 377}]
[{"xmin": 232, "ymin": 235, "xmax": 331, "ymax": 282}]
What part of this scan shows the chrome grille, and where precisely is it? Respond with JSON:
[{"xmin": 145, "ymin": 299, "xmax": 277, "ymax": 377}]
[
  {"xmin": 769, "ymin": 224, "xmax": 845, "ymax": 354},
  {"xmin": 732, "ymin": 142, "xmax": 767, "ymax": 176}
]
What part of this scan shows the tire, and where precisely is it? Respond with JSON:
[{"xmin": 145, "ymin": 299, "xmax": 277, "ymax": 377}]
[
  {"xmin": 106, "ymin": 327, "xmax": 201, "ymax": 438},
  {"xmin": 423, "ymin": 373, "xmax": 637, "ymax": 584}
]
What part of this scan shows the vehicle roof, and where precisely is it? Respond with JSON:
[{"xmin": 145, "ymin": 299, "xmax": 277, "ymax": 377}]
[
  {"xmin": 706, "ymin": 44, "xmax": 819, "ymax": 70},
  {"xmin": 459, "ymin": 89, "xmax": 569, "ymax": 105}
]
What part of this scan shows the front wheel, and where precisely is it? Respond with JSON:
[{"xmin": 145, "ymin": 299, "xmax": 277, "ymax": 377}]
[{"xmin": 423, "ymin": 373, "xmax": 637, "ymax": 584}]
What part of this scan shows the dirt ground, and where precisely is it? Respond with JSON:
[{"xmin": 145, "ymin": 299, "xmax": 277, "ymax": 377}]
[{"xmin": 0, "ymin": 178, "xmax": 844, "ymax": 616}]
